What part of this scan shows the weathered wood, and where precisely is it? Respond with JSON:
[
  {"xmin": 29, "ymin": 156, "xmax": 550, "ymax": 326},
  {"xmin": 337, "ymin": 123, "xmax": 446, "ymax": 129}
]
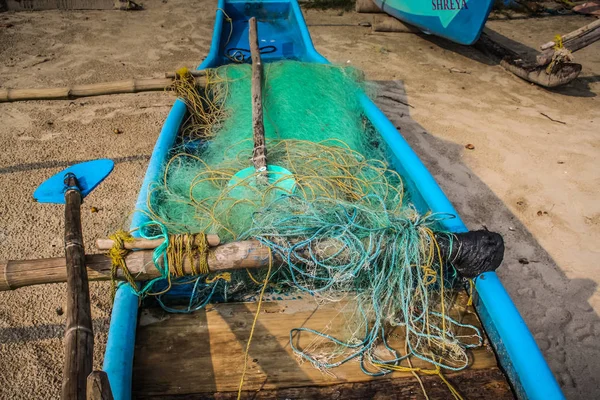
[
  {"xmin": 372, "ymin": 15, "xmax": 420, "ymax": 33},
  {"xmin": 536, "ymin": 24, "xmax": 600, "ymax": 66},
  {"xmin": 136, "ymin": 369, "xmax": 514, "ymax": 399},
  {"xmin": 476, "ymin": 32, "xmax": 582, "ymax": 88},
  {"xmin": 86, "ymin": 371, "xmax": 114, "ymax": 400},
  {"xmin": 132, "ymin": 295, "xmax": 513, "ymax": 398},
  {"xmin": 0, "ymin": 240, "xmax": 271, "ymax": 291},
  {"xmin": 4, "ymin": 0, "xmax": 139, "ymax": 11},
  {"xmin": 2, "ymin": 230, "xmax": 502, "ymax": 290},
  {"xmin": 62, "ymin": 175, "xmax": 93, "ymax": 400},
  {"xmin": 95, "ymin": 234, "xmax": 221, "ymax": 251},
  {"xmin": 540, "ymin": 19, "xmax": 600, "ymax": 50},
  {"xmin": 249, "ymin": 17, "xmax": 268, "ymax": 185},
  {"xmin": 0, "ymin": 77, "xmax": 206, "ymax": 103},
  {"xmin": 355, "ymin": 0, "xmax": 382, "ymax": 13}
]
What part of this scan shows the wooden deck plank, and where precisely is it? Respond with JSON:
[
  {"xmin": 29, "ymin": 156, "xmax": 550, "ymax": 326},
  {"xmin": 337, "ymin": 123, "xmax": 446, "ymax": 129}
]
[{"xmin": 133, "ymin": 293, "xmax": 514, "ymax": 399}]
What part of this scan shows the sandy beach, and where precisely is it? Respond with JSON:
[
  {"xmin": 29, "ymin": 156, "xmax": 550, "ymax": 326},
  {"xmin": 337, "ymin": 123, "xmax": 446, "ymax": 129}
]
[{"xmin": 0, "ymin": 1, "xmax": 598, "ymax": 398}]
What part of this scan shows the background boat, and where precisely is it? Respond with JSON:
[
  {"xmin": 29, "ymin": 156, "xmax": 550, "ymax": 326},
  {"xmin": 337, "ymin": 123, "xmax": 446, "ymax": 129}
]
[{"xmin": 371, "ymin": 0, "xmax": 495, "ymax": 45}]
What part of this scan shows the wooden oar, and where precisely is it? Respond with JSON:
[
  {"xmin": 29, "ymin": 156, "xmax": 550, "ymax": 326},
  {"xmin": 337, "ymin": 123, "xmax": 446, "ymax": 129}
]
[{"xmin": 34, "ymin": 159, "xmax": 114, "ymax": 400}]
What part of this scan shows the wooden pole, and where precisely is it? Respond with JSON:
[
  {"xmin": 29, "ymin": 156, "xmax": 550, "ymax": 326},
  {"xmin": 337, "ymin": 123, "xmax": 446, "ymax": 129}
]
[
  {"xmin": 475, "ymin": 32, "xmax": 582, "ymax": 88},
  {"xmin": 0, "ymin": 240, "xmax": 270, "ymax": 291},
  {"xmin": 536, "ymin": 24, "xmax": 600, "ymax": 66},
  {"xmin": 62, "ymin": 173, "xmax": 93, "ymax": 400},
  {"xmin": 540, "ymin": 19, "xmax": 600, "ymax": 50},
  {"xmin": 95, "ymin": 234, "xmax": 220, "ymax": 251},
  {"xmin": 0, "ymin": 230, "xmax": 503, "ymax": 290},
  {"xmin": 0, "ymin": 76, "xmax": 206, "ymax": 103},
  {"xmin": 249, "ymin": 17, "xmax": 268, "ymax": 185}
]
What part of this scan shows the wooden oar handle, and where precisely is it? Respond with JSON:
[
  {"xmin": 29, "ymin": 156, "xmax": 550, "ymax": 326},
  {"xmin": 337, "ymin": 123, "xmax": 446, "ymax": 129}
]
[{"xmin": 95, "ymin": 234, "xmax": 220, "ymax": 250}]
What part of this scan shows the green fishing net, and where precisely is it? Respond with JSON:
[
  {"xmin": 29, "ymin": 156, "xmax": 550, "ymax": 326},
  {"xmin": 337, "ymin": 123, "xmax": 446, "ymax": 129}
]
[{"xmin": 140, "ymin": 61, "xmax": 481, "ymax": 375}]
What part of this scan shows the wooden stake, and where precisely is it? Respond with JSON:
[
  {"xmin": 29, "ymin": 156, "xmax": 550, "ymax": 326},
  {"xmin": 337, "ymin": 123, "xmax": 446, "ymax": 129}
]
[
  {"xmin": 62, "ymin": 173, "xmax": 93, "ymax": 400},
  {"xmin": 249, "ymin": 17, "xmax": 268, "ymax": 185},
  {"xmin": 0, "ymin": 76, "xmax": 206, "ymax": 103},
  {"xmin": 95, "ymin": 234, "xmax": 220, "ymax": 251}
]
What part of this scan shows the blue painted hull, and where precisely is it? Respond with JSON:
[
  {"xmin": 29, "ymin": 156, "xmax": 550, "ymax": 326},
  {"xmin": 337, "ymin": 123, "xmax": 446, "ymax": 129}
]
[
  {"xmin": 372, "ymin": 0, "xmax": 494, "ymax": 45},
  {"xmin": 103, "ymin": 1, "xmax": 564, "ymax": 399}
]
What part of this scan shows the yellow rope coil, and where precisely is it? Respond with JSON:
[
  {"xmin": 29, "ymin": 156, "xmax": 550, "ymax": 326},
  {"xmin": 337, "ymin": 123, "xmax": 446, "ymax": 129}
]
[
  {"xmin": 108, "ymin": 231, "xmax": 212, "ymax": 299},
  {"xmin": 108, "ymin": 230, "xmax": 137, "ymax": 299},
  {"xmin": 166, "ymin": 233, "xmax": 210, "ymax": 277}
]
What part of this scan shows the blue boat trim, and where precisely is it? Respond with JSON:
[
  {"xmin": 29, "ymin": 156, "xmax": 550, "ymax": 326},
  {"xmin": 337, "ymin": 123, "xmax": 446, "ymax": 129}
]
[
  {"xmin": 372, "ymin": 0, "xmax": 494, "ymax": 45},
  {"xmin": 104, "ymin": 1, "xmax": 564, "ymax": 399}
]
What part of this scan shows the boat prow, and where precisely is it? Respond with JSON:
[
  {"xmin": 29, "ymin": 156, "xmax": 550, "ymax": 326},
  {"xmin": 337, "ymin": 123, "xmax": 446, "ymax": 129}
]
[{"xmin": 372, "ymin": 0, "xmax": 494, "ymax": 45}]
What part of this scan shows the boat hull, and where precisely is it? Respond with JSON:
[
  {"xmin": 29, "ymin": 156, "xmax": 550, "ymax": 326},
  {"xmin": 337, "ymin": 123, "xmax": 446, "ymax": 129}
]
[
  {"xmin": 103, "ymin": 1, "xmax": 563, "ymax": 399},
  {"xmin": 372, "ymin": 0, "xmax": 494, "ymax": 45}
]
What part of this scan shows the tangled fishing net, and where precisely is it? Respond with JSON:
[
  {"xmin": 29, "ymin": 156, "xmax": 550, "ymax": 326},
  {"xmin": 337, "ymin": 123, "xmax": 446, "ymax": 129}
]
[{"xmin": 128, "ymin": 61, "xmax": 482, "ymax": 378}]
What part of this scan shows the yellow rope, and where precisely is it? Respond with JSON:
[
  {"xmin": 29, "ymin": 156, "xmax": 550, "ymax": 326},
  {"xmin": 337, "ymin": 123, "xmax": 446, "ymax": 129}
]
[
  {"xmin": 553, "ymin": 34, "xmax": 564, "ymax": 50},
  {"xmin": 166, "ymin": 233, "xmax": 211, "ymax": 277},
  {"xmin": 237, "ymin": 248, "xmax": 273, "ymax": 400},
  {"xmin": 195, "ymin": 234, "xmax": 210, "ymax": 275},
  {"xmin": 108, "ymin": 230, "xmax": 137, "ymax": 300},
  {"xmin": 372, "ymin": 362, "xmax": 464, "ymax": 400},
  {"xmin": 108, "ymin": 230, "xmax": 213, "ymax": 298},
  {"xmin": 467, "ymin": 278, "xmax": 475, "ymax": 306}
]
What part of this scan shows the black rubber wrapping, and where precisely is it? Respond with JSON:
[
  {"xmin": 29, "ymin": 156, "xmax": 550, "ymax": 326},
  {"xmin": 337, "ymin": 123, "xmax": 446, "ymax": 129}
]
[{"xmin": 438, "ymin": 230, "xmax": 505, "ymax": 279}]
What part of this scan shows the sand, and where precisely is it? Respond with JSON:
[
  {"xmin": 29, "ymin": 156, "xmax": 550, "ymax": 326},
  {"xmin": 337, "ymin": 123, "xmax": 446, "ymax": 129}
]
[{"xmin": 0, "ymin": 2, "xmax": 598, "ymax": 398}]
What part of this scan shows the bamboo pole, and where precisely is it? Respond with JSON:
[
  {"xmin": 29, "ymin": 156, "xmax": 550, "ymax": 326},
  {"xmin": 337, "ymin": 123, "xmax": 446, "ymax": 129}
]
[
  {"xmin": 249, "ymin": 17, "xmax": 268, "ymax": 185},
  {"xmin": 164, "ymin": 70, "xmax": 207, "ymax": 79},
  {"xmin": 95, "ymin": 234, "xmax": 220, "ymax": 251},
  {"xmin": 62, "ymin": 173, "xmax": 93, "ymax": 400},
  {"xmin": 0, "ymin": 76, "xmax": 206, "ymax": 103}
]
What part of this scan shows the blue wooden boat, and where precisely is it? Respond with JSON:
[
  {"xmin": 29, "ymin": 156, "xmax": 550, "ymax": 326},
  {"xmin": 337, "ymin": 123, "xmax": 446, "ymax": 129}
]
[
  {"xmin": 102, "ymin": 0, "xmax": 564, "ymax": 398},
  {"xmin": 372, "ymin": 0, "xmax": 494, "ymax": 45}
]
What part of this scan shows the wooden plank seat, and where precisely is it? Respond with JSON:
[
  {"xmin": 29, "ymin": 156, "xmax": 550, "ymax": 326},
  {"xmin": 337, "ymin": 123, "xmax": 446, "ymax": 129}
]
[{"xmin": 133, "ymin": 293, "xmax": 514, "ymax": 399}]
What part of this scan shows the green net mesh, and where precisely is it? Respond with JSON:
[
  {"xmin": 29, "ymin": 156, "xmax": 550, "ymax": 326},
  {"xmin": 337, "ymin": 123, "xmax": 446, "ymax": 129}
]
[{"xmin": 138, "ymin": 61, "xmax": 481, "ymax": 375}]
